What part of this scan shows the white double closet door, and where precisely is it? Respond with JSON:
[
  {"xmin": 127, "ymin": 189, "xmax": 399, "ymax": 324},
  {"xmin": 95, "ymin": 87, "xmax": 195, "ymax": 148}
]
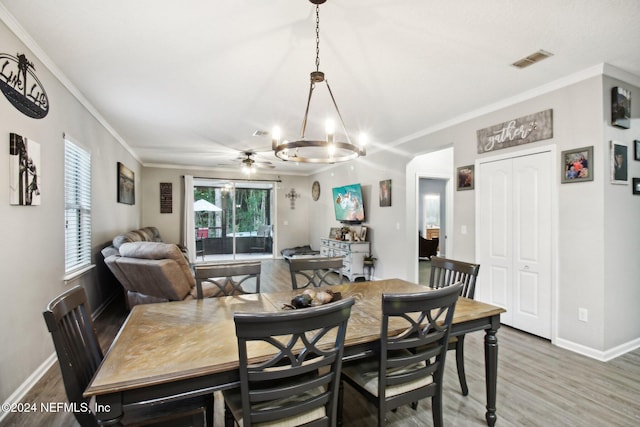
[{"xmin": 476, "ymin": 149, "xmax": 553, "ymax": 339}]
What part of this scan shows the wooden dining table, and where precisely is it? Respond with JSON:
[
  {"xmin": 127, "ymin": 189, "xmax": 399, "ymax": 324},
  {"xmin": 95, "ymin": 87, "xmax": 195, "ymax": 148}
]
[{"xmin": 85, "ymin": 278, "xmax": 505, "ymax": 426}]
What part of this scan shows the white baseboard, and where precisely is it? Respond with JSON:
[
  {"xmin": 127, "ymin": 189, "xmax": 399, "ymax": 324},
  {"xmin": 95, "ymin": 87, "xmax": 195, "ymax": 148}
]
[
  {"xmin": 0, "ymin": 353, "xmax": 57, "ymax": 424},
  {"xmin": 554, "ymin": 336, "xmax": 640, "ymax": 362}
]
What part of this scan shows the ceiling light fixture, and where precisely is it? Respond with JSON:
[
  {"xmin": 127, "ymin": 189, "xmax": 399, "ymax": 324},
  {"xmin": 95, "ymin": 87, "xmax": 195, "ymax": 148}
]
[
  {"xmin": 241, "ymin": 156, "xmax": 256, "ymax": 175},
  {"xmin": 272, "ymin": 0, "xmax": 366, "ymax": 164}
]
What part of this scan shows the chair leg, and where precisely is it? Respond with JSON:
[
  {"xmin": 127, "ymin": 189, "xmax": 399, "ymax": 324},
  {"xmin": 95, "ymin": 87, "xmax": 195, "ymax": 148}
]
[
  {"xmin": 224, "ymin": 402, "xmax": 235, "ymax": 427},
  {"xmin": 378, "ymin": 404, "xmax": 387, "ymax": 427},
  {"xmin": 337, "ymin": 381, "xmax": 344, "ymax": 427},
  {"xmin": 456, "ymin": 336, "xmax": 469, "ymax": 396},
  {"xmin": 205, "ymin": 393, "xmax": 214, "ymax": 427},
  {"xmin": 432, "ymin": 394, "xmax": 443, "ymax": 427}
]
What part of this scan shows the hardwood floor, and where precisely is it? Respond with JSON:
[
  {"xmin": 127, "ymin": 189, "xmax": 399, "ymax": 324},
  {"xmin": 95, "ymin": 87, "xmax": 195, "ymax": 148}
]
[{"xmin": 4, "ymin": 259, "xmax": 640, "ymax": 426}]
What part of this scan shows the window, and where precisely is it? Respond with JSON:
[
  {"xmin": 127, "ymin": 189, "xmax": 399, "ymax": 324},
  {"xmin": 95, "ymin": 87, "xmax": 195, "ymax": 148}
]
[
  {"xmin": 193, "ymin": 179, "xmax": 274, "ymax": 259},
  {"xmin": 64, "ymin": 139, "xmax": 92, "ymax": 273}
]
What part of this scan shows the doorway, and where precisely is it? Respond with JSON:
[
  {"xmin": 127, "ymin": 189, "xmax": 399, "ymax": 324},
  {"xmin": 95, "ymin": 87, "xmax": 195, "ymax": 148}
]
[
  {"xmin": 193, "ymin": 179, "xmax": 274, "ymax": 261},
  {"xmin": 418, "ymin": 178, "xmax": 448, "ymax": 284}
]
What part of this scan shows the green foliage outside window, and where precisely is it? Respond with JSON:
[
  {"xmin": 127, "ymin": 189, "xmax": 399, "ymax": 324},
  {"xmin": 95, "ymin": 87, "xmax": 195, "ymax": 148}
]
[{"xmin": 194, "ymin": 186, "xmax": 270, "ymax": 235}]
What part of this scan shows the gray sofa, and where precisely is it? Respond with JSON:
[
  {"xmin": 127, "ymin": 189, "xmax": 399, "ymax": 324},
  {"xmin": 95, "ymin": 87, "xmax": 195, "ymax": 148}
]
[{"xmin": 102, "ymin": 227, "xmax": 212, "ymax": 308}]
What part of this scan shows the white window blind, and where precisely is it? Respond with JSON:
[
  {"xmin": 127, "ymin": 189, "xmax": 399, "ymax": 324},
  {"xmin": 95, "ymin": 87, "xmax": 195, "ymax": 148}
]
[{"xmin": 64, "ymin": 140, "xmax": 92, "ymax": 273}]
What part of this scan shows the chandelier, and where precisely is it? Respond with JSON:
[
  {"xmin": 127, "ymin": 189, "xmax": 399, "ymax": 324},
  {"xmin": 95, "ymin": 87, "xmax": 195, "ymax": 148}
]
[{"xmin": 272, "ymin": 0, "xmax": 366, "ymax": 164}]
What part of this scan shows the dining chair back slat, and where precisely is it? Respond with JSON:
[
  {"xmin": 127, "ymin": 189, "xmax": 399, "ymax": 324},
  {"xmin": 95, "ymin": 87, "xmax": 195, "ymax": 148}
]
[
  {"xmin": 288, "ymin": 256, "xmax": 344, "ymax": 289},
  {"xmin": 195, "ymin": 261, "xmax": 261, "ymax": 298},
  {"xmin": 429, "ymin": 256, "xmax": 480, "ymax": 298},
  {"xmin": 223, "ymin": 297, "xmax": 355, "ymax": 427}
]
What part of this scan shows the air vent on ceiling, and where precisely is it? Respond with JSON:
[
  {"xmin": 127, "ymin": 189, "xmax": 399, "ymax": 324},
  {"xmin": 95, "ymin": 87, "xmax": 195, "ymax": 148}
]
[
  {"xmin": 253, "ymin": 130, "xmax": 269, "ymax": 137},
  {"xmin": 511, "ymin": 49, "xmax": 554, "ymax": 69}
]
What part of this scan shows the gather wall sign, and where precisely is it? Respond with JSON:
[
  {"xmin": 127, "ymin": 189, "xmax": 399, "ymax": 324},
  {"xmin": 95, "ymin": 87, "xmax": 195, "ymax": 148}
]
[
  {"xmin": 476, "ymin": 109, "xmax": 553, "ymax": 154},
  {"xmin": 0, "ymin": 52, "xmax": 49, "ymax": 119}
]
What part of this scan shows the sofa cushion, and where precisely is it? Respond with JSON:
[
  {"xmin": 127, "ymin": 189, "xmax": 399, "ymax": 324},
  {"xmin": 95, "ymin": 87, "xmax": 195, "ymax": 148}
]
[
  {"xmin": 113, "ymin": 231, "xmax": 145, "ymax": 249},
  {"xmin": 114, "ymin": 242, "xmax": 196, "ymax": 300},
  {"xmin": 140, "ymin": 226, "xmax": 162, "ymax": 242}
]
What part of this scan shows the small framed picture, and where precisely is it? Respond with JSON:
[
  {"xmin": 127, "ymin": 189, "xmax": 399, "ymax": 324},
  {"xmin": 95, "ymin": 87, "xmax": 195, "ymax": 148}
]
[
  {"xmin": 633, "ymin": 178, "xmax": 640, "ymax": 195},
  {"xmin": 610, "ymin": 141, "xmax": 628, "ymax": 184},
  {"xmin": 611, "ymin": 86, "xmax": 631, "ymax": 129},
  {"xmin": 379, "ymin": 179, "xmax": 391, "ymax": 207},
  {"xmin": 561, "ymin": 146, "xmax": 593, "ymax": 183},
  {"xmin": 117, "ymin": 162, "xmax": 135, "ymax": 204},
  {"xmin": 634, "ymin": 140, "xmax": 640, "ymax": 161},
  {"xmin": 329, "ymin": 227, "xmax": 341, "ymax": 240},
  {"xmin": 457, "ymin": 165, "xmax": 474, "ymax": 190},
  {"xmin": 360, "ymin": 226, "xmax": 368, "ymax": 242}
]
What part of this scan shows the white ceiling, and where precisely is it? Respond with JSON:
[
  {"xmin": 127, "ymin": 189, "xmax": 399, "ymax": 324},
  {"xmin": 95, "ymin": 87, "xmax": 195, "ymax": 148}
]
[{"xmin": 2, "ymin": 0, "xmax": 640, "ymax": 175}]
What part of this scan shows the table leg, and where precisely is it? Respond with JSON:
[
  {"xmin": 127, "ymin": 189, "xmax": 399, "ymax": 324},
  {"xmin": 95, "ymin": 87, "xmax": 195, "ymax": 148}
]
[
  {"xmin": 484, "ymin": 324, "xmax": 498, "ymax": 426},
  {"xmin": 95, "ymin": 394, "xmax": 124, "ymax": 426}
]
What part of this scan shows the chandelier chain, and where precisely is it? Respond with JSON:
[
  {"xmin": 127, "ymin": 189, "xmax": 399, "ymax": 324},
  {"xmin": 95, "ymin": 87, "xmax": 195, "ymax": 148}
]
[{"xmin": 315, "ymin": 5, "xmax": 320, "ymax": 72}]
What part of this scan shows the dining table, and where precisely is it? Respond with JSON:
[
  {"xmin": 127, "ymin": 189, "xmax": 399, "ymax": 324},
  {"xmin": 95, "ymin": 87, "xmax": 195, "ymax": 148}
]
[{"xmin": 85, "ymin": 278, "xmax": 505, "ymax": 426}]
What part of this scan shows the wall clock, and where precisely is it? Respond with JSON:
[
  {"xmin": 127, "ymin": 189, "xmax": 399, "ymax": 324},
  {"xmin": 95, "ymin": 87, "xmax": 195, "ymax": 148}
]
[{"xmin": 311, "ymin": 181, "xmax": 321, "ymax": 201}]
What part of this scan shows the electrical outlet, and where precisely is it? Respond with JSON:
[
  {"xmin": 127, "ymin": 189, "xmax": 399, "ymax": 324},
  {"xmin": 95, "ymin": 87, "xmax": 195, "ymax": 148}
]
[{"xmin": 578, "ymin": 308, "xmax": 588, "ymax": 322}]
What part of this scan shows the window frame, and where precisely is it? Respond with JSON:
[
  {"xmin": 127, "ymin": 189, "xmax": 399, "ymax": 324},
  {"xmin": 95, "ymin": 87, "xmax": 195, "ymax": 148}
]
[{"xmin": 64, "ymin": 139, "xmax": 92, "ymax": 276}]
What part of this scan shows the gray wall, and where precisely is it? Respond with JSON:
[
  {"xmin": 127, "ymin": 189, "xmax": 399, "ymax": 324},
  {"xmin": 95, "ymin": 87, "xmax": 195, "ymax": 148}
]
[
  {"xmin": 421, "ymin": 73, "xmax": 639, "ymax": 356},
  {"xmin": 308, "ymin": 149, "xmax": 408, "ymax": 280},
  {"xmin": 0, "ymin": 20, "xmax": 141, "ymax": 404},
  {"xmin": 602, "ymin": 76, "xmax": 640, "ymax": 351}
]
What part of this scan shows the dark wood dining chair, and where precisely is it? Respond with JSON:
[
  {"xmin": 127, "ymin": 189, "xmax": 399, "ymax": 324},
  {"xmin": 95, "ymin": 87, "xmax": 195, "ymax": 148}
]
[
  {"xmin": 341, "ymin": 283, "xmax": 462, "ymax": 427},
  {"xmin": 222, "ymin": 297, "xmax": 355, "ymax": 427},
  {"xmin": 428, "ymin": 256, "xmax": 480, "ymax": 396},
  {"xmin": 43, "ymin": 286, "xmax": 213, "ymax": 427},
  {"xmin": 194, "ymin": 261, "xmax": 261, "ymax": 298},
  {"xmin": 288, "ymin": 256, "xmax": 345, "ymax": 289}
]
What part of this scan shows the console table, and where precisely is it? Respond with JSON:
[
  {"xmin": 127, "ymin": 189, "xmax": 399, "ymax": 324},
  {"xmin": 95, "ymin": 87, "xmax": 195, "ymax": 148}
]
[{"xmin": 320, "ymin": 238, "xmax": 370, "ymax": 281}]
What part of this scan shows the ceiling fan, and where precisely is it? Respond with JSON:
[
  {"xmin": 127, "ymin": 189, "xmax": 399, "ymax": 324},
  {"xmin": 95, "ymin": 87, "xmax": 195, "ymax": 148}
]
[{"xmin": 238, "ymin": 151, "xmax": 275, "ymax": 174}]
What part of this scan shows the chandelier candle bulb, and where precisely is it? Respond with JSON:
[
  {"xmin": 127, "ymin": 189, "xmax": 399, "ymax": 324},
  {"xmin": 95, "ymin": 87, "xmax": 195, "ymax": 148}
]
[{"xmin": 271, "ymin": 126, "xmax": 281, "ymax": 150}]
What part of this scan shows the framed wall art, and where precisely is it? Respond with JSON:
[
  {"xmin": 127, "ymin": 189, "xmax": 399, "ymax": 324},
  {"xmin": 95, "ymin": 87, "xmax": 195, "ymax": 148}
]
[
  {"xmin": 117, "ymin": 162, "xmax": 135, "ymax": 204},
  {"xmin": 634, "ymin": 140, "xmax": 640, "ymax": 161},
  {"xmin": 379, "ymin": 179, "xmax": 391, "ymax": 207},
  {"xmin": 160, "ymin": 182, "xmax": 172, "ymax": 213},
  {"xmin": 9, "ymin": 133, "xmax": 41, "ymax": 205},
  {"xmin": 561, "ymin": 146, "xmax": 593, "ymax": 183},
  {"xmin": 611, "ymin": 86, "xmax": 631, "ymax": 129},
  {"xmin": 633, "ymin": 178, "xmax": 640, "ymax": 195},
  {"xmin": 610, "ymin": 141, "xmax": 628, "ymax": 184},
  {"xmin": 457, "ymin": 165, "xmax": 474, "ymax": 190}
]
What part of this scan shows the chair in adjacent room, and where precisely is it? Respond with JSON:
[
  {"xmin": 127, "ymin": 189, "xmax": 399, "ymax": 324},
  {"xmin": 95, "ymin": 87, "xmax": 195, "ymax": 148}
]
[
  {"xmin": 194, "ymin": 261, "xmax": 262, "ymax": 298},
  {"xmin": 428, "ymin": 256, "xmax": 481, "ymax": 396},
  {"xmin": 418, "ymin": 232, "xmax": 439, "ymax": 260},
  {"xmin": 42, "ymin": 286, "xmax": 213, "ymax": 427},
  {"xmin": 249, "ymin": 224, "xmax": 272, "ymax": 253},
  {"xmin": 196, "ymin": 227, "xmax": 209, "ymax": 261},
  {"xmin": 222, "ymin": 297, "xmax": 355, "ymax": 427},
  {"xmin": 341, "ymin": 283, "xmax": 462, "ymax": 427},
  {"xmin": 288, "ymin": 256, "xmax": 345, "ymax": 289}
]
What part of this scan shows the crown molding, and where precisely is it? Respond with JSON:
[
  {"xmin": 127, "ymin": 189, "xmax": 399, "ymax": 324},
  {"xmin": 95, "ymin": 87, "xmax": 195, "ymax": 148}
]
[{"xmin": 0, "ymin": 4, "xmax": 140, "ymax": 164}]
